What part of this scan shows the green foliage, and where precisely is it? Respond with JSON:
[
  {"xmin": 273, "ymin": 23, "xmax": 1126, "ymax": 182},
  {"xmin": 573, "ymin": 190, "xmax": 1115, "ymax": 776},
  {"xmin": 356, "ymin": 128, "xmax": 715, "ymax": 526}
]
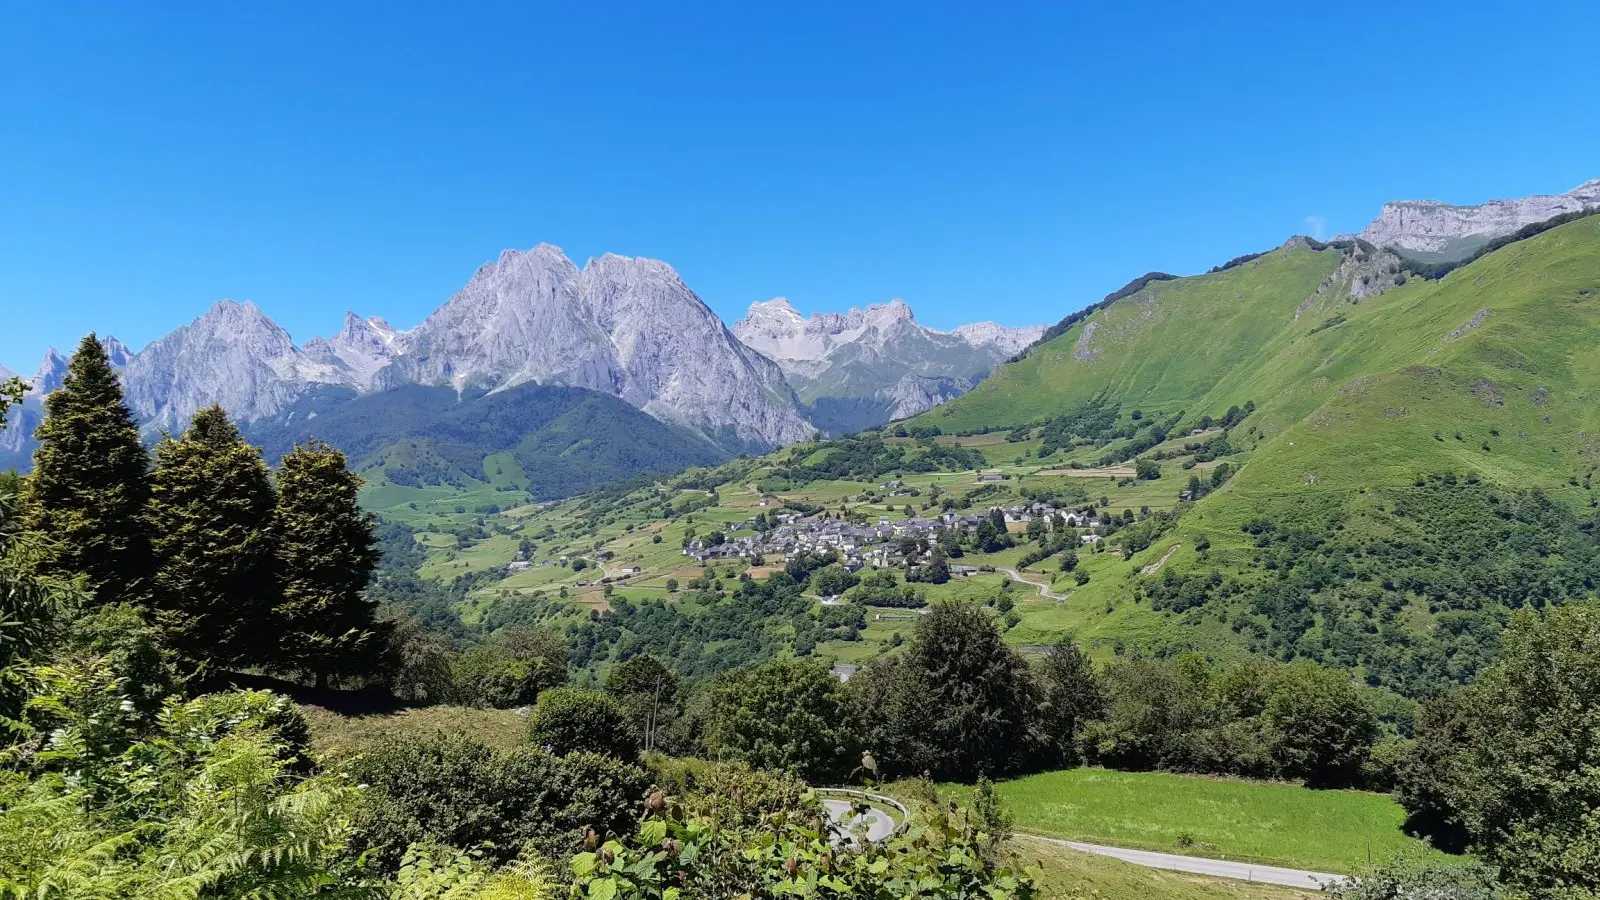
[
  {"xmin": 382, "ymin": 610, "xmax": 458, "ymax": 704},
  {"xmin": 0, "ymin": 484, "xmax": 75, "ymax": 727},
  {"xmin": 528, "ymin": 687, "xmax": 639, "ymax": 762},
  {"xmin": 1084, "ymin": 654, "xmax": 1378, "ymax": 787},
  {"xmin": 273, "ymin": 440, "xmax": 386, "ymax": 687},
  {"xmin": 568, "ymin": 791, "xmax": 1037, "ymax": 899},
  {"xmin": 1396, "ymin": 602, "xmax": 1600, "ymax": 898},
  {"xmin": 1035, "ymin": 638, "xmax": 1104, "ymax": 767},
  {"xmin": 703, "ymin": 657, "xmax": 859, "ymax": 784},
  {"xmin": 1328, "ymin": 854, "xmax": 1501, "ymax": 900},
  {"xmin": 1134, "ymin": 457, "xmax": 1161, "ymax": 480},
  {"xmin": 1261, "ymin": 661, "xmax": 1378, "ymax": 788},
  {"xmin": 906, "ymin": 602, "xmax": 1040, "ymax": 779},
  {"xmin": 387, "ymin": 844, "xmax": 557, "ymax": 900},
  {"xmin": 969, "ymin": 775, "xmax": 1014, "ymax": 862},
  {"xmin": 1178, "ymin": 478, "xmax": 1600, "ymax": 697},
  {"xmin": 769, "ymin": 434, "xmax": 984, "ymax": 486},
  {"xmin": 453, "ymin": 627, "xmax": 569, "ymax": 709},
  {"xmin": 604, "ymin": 655, "xmax": 679, "ymax": 754},
  {"xmin": 146, "ymin": 406, "xmax": 279, "ymax": 670},
  {"xmin": 23, "ymin": 334, "xmax": 151, "ymax": 608},
  {"xmin": 347, "ymin": 731, "xmax": 649, "ymax": 871},
  {"xmin": 0, "ymin": 659, "xmax": 351, "ymax": 899}
]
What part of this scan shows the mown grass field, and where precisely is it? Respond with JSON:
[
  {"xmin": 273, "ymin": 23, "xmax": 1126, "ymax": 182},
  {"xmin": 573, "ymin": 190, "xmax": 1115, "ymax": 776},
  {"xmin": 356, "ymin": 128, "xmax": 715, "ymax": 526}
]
[{"xmin": 928, "ymin": 768, "xmax": 1454, "ymax": 875}]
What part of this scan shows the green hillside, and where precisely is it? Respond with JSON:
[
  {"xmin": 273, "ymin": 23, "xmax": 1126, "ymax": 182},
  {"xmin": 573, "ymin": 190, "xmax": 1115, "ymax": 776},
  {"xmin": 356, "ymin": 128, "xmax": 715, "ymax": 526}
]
[{"xmin": 249, "ymin": 382, "xmax": 728, "ymax": 503}]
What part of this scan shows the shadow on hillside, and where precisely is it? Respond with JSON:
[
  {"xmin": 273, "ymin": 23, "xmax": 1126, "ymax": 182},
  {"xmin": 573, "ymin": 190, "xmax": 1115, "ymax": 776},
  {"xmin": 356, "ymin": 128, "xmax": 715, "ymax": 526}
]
[{"xmin": 194, "ymin": 670, "xmax": 403, "ymax": 716}]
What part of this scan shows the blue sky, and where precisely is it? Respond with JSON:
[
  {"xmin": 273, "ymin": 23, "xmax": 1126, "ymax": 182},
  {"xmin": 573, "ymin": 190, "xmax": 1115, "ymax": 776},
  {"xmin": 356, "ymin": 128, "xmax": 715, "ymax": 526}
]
[{"xmin": 2, "ymin": 1, "xmax": 1597, "ymax": 370}]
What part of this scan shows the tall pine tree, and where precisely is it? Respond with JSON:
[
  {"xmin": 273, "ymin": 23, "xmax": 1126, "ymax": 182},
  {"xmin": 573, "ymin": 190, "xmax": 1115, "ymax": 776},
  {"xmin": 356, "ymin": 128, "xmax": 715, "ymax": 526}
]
[
  {"xmin": 272, "ymin": 440, "xmax": 384, "ymax": 688},
  {"xmin": 25, "ymin": 334, "xmax": 151, "ymax": 606},
  {"xmin": 146, "ymin": 406, "xmax": 279, "ymax": 671}
]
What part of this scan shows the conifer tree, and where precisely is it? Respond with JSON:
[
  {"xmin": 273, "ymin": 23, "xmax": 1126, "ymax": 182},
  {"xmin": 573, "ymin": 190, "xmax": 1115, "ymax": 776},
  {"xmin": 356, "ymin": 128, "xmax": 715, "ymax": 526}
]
[
  {"xmin": 25, "ymin": 334, "xmax": 151, "ymax": 606},
  {"xmin": 146, "ymin": 406, "xmax": 278, "ymax": 670},
  {"xmin": 272, "ymin": 440, "xmax": 384, "ymax": 688}
]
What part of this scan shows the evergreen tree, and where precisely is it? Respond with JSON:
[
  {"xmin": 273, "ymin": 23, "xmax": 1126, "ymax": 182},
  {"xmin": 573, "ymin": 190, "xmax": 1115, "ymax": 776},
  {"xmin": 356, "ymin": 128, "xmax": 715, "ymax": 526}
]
[
  {"xmin": 146, "ymin": 406, "xmax": 278, "ymax": 670},
  {"xmin": 272, "ymin": 440, "xmax": 384, "ymax": 688},
  {"xmin": 24, "ymin": 334, "xmax": 151, "ymax": 606}
]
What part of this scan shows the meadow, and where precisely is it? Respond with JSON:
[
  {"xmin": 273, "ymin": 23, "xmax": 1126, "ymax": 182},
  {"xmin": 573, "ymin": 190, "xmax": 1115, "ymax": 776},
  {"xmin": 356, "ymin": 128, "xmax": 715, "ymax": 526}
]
[{"xmin": 926, "ymin": 768, "xmax": 1454, "ymax": 875}]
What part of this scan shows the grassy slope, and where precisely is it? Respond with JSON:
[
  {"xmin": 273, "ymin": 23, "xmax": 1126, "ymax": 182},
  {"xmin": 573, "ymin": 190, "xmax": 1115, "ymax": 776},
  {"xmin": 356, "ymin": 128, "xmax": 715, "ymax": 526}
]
[{"xmin": 931, "ymin": 768, "xmax": 1449, "ymax": 875}]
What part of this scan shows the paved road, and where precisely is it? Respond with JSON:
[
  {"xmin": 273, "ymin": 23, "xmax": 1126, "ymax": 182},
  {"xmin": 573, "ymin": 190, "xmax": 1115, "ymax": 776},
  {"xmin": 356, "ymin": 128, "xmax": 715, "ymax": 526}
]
[
  {"xmin": 1018, "ymin": 834, "xmax": 1348, "ymax": 890},
  {"xmin": 997, "ymin": 567, "xmax": 1070, "ymax": 601},
  {"xmin": 820, "ymin": 798, "xmax": 898, "ymax": 844}
]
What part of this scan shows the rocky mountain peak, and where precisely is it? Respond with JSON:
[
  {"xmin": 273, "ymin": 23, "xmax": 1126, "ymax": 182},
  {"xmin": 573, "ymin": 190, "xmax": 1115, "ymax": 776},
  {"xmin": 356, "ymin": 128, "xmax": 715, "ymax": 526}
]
[
  {"xmin": 375, "ymin": 244, "xmax": 812, "ymax": 450},
  {"xmin": 122, "ymin": 300, "xmax": 348, "ymax": 432},
  {"xmin": 305, "ymin": 312, "xmax": 404, "ymax": 388},
  {"xmin": 949, "ymin": 321, "xmax": 1047, "ymax": 356}
]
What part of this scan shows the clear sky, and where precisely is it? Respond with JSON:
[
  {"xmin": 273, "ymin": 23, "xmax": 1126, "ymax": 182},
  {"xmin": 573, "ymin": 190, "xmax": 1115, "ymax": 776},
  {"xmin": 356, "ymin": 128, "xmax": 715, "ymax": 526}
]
[{"xmin": 3, "ymin": 0, "xmax": 1597, "ymax": 370}]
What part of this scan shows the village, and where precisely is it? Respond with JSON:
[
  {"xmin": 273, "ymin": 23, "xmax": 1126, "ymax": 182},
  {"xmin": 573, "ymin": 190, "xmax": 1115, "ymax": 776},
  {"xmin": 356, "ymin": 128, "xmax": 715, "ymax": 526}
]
[{"xmin": 681, "ymin": 494, "xmax": 1106, "ymax": 572}]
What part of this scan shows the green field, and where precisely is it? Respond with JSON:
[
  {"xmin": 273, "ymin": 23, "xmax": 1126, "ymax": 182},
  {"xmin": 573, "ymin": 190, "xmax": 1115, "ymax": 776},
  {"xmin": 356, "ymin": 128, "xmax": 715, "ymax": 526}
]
[
  {"xmin": 930, "ymin": 768, "xmax": 1453, "ymax": 875},
  {"xmin": 1023, "ymin": 838, "xmax": 1316, "ymax": 900}
]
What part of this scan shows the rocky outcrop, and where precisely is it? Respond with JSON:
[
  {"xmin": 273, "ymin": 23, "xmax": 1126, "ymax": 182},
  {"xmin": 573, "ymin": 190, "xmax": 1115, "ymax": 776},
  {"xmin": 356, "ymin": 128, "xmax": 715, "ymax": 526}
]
[
  {"xmin": 732, "ymin": 297, "xmax": 1041, "ymax": 424},
  {"xmin": 881, "ymin": 374, "xmax": 977, "ymax": 420},
  {"xmin": 1356, "ymin": 179, "xmax": 1600, "ymax": 260}
]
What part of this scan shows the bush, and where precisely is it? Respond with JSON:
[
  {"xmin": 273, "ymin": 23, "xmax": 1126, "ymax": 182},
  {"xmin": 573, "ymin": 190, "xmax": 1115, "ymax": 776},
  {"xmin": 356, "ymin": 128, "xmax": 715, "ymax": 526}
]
[
  {"xmin": 452, "ymin": 627, "xmax": 568, "ymax": 709},
  {"xmin": 381, "ymin": 611, "xmax": 456, "ymax": 705},
  {"xmin": 528, "ymin": 687, "xmax": 640, "ymax": 762},
  {"xmin": 702, "ymin": 658, "xmax": 859, "ymax": 784},
  {"xmin": 348, "ymin": 731, "xmax": 649, "ymax": 870}
]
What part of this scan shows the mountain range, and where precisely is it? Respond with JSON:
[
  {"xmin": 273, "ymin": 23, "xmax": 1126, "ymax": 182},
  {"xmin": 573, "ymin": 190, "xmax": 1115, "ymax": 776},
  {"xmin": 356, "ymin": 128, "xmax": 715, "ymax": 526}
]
[
  {"xmin": 0, "ymin": 245, "xmax": 1040, "ymax": 486},
  {"xmin": 732, "ymin": 298, "xmax": 1042, "ymax": 434}
]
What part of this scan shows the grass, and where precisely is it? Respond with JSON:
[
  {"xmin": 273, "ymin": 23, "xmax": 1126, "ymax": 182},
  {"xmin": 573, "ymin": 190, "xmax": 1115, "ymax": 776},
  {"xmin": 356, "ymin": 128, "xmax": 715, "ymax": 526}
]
[
  {"xmin": 925, "ymin": 768, "xmax": 1452, "ymax": 875},
  {"xmin": 1021, "ymin": 837, "xmax": 1318, "ymax": 900},
  {"xmin": 301, "ymin": 704, "xmax": 531, "ymax": 758}
]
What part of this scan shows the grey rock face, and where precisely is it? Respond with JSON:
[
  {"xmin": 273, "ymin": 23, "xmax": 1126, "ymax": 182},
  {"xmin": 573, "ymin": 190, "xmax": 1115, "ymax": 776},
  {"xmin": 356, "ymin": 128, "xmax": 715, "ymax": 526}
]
[
  {"xmin": 304, "ymin": 313, "xmax": 403, "ymax": 388},
  {"xmin": 732, "ymin": 297, "xmax": 1042, "ymax": 420},
  {"xmin": 1356, "ymin": 179, "xmax": 1600, "ymax": 260},
  {"xmin": 122, "ymin": 300, "xmax": 351, "ymax": 434},
  {"xmin": 377, "ymin": 245, "xmax": 813, "ymax": 449},
  {"xmin": 882, "ymin": 373, "xmax": 977, "ymax": 420}
]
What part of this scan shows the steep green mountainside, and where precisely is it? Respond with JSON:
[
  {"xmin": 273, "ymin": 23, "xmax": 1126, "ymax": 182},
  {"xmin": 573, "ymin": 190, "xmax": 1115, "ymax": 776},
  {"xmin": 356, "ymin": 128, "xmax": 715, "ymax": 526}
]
[{"xmin": 248, "ymin": 382, "xmax": 727, "ymax": 503}]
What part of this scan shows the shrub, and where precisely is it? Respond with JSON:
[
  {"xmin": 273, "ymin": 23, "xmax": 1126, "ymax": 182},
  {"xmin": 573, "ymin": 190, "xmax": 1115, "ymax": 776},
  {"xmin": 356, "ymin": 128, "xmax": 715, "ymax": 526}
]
[
  {"xmin": 452, "ymin": 627, "xmax": 568, "ymax": 709},
  {"xmin": 348, "ymin": 732, "xmax": 648, "ymax": 870},
  {"xmin": 528, "ymin": 687, "xmax": 640, "ymax": 762}
]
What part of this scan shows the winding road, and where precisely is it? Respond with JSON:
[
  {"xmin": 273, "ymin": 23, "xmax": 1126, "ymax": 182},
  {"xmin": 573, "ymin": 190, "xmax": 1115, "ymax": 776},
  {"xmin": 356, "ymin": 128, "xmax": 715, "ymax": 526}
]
[
  {"xmin": 996, "ymin": 567, "xmax": 1070, "ymax": 601},
  {"xmin": 820, "ymin": 798, "xmax": 899, "ymax": 844},
  {"xmin": 1017, "ymin": 834, "xmax": 1347, "ymax": 890}
]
